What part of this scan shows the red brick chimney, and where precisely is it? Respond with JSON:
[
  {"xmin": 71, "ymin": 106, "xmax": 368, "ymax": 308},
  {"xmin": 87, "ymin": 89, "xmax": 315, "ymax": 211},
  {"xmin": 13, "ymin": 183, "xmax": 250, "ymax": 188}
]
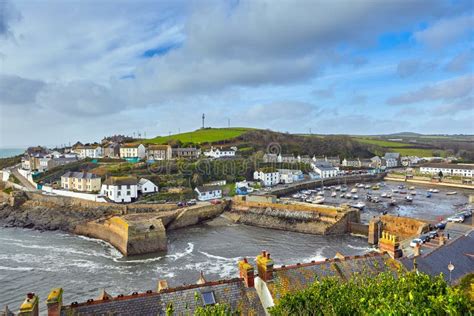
[
  {"xmin": 256, "ymin": 250, "xmax": 274, "ymax": 282},
  {"xmin": 238, "ymin": 258, "xmax": 255, "ymax": 287},
  {"xmin": 18, "ymin": 293, "xmax": 39, "ymax": 316},
  {"xmin": 46, "ymin": 288, "xmax": 63, "ymax": 316}
]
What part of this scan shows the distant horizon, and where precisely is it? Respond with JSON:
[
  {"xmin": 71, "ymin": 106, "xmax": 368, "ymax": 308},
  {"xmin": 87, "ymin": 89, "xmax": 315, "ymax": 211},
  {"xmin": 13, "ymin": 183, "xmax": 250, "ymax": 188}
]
[{"xmin": 1, "ymin": 127, "xmax": 473, "ymax": 149}]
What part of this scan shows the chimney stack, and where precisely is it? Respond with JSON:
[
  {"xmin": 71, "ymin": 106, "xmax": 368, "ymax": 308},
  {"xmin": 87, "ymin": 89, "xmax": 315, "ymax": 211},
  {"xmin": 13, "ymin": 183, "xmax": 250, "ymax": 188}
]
[
  {"xmin": 157, "ymin": 280, "xmax": 168, "ymax": 292},
  {"xmin": 46, "ymin": 288, "xmax": 63, "ymax": 316},
  {"xmin": 18, "ymin": 293, "xmax": 39, "ymax": 316},
  {"xmin": 238, "ymin": 258, "xmax": 255, "ymax": 288},
  {"xmin": 256, "ymin": 250, "xmax": 274, "ymax": 282}
]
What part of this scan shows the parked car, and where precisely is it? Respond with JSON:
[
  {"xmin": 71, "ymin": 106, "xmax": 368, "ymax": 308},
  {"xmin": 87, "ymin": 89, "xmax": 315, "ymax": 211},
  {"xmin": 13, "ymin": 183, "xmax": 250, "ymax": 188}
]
[
  {"xmin": 427, "ymin": 231, "xmax": 438, "ymax": 239},
  {"xmin": 187, "ymin": 199, "xmax": 197, "ymax": 206},
  {"xmin": 459, "ymin": 210, "xmax": 472, "ymax": 218},
  {"xmin": 177, "ymin": 201, "xmax": 186, "ymax": 207},
  {"xmin": 419, "ymin": 234, "xmax": 430, "ymax": 243},
  {"xmin": 435, "ymin": 221, "xmax": 447, "ymax": 230},
  {"xmin": 447, "ymin": 215, "xmax": 465, "ymax": 223},
  {"xmin": 410, "ymin": 238, "xmax": 422, "ymax": 247}
]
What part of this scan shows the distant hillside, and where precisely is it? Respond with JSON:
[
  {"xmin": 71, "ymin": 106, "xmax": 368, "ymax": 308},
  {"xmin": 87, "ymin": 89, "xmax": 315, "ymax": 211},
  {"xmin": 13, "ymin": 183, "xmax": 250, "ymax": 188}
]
[{"xmin": 143, "ymin": 128, "xmax": 253, "ymax": 145}]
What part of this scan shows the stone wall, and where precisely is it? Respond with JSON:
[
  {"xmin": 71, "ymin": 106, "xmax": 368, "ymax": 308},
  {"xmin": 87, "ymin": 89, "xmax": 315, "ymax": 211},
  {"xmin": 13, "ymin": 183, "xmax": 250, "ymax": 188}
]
[
  {"xmin": 228, "ymin": 199, "xmax": 359, "ymax": 235},
  {"xmin": 379, "ymin": 215, "xmax": 429, "ymax": 239},
  {"xmin": 74, "ymin": 216, "xmax": 167, "ymax": 256},
  {"xmin": 167, "ymin": 201, "xmax": 229, "ymax": 230},
  {"xmin": 348, "ymin": 221, "xmax": 369, "ymax": 237}
]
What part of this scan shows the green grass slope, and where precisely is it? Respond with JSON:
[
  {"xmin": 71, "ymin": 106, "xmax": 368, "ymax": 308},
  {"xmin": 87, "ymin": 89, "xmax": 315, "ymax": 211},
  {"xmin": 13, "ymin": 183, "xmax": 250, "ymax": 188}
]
[{"xmin": 144, "ymin": 128, "xmax": 254, "ymax": 145}]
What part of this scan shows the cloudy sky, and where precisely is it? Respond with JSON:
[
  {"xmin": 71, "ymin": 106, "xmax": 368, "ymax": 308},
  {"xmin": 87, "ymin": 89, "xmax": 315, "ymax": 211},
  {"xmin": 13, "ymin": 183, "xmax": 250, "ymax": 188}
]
[{"xmin": 0, "ymin": 0, "xmax": 473, "ymax": 147}]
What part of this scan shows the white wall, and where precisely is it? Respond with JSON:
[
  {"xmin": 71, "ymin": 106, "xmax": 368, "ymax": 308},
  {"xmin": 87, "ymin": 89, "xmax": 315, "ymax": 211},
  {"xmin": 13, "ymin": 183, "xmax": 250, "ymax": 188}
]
[
  {"xmin": 254, "ymin": 277, "xmax": 274, "ymax": 315},
  {"xmin": 42, "ymin": 185, "xmax": 107, "ymax": 202}
]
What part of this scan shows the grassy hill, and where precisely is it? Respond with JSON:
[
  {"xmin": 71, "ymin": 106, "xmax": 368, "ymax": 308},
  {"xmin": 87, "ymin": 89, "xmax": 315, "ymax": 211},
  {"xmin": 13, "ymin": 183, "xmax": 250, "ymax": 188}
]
[
  {"xmin": 143, "ymin": 128, "xmax": 254, "ymax": 145},
  {"xmin": 352, "ymin": 137, "xmax": 442, "ymax": 157}
]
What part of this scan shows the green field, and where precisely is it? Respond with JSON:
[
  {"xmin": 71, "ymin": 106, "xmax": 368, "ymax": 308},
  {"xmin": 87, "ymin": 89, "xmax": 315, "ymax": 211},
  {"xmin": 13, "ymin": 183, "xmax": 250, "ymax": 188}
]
[
  {"xmin": 144, "ymin": 128, "xmax": 253, "ymax": 145},
  {"xmin": 391, "ymin": 148, "xmax": 435, "ymax": 157},
  {"xmin": 353, "ymin": 137, "xmax": 412, "ymax": 148}
]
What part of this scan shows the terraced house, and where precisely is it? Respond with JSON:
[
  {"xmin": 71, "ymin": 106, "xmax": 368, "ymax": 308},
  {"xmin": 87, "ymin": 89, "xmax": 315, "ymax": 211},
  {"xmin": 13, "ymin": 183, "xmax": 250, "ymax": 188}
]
[
  {"xmin": 61, "ymin": 171, "xmax": 101, "ymax": 192},
  {"xmin": 147, "ymin": 144, "xmax": 172, "ymax": 161},
  {"xmin": 120, "ymin": 144, "xmax": 146, "ymax": 160},
  {"xmin": 74, "ymin": 144, "xmax": 103, "ymax": 159},
  {"xmin": 101, "ymin": 176, "xmax": 139, "ymax": 203}
]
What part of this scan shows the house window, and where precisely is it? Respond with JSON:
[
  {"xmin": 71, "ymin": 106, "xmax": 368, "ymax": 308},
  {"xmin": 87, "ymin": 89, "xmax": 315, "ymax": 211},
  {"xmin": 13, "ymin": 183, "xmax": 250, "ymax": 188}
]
[
  {"xmin": 201, "ymin": 291, "xmax": 216, "ymax": 306},
  {"xmin": 127, "ymin": 191, "xmax": 131, "ymax": 196},
  {"xmin": 118, "ymin": 191, "xmax": 121, "ymax": 196}
]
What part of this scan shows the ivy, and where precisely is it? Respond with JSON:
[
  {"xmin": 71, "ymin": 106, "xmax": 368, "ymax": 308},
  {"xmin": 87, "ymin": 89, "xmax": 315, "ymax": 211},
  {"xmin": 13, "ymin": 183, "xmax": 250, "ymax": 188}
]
[{"xmin": 269, "ymin": 271, "xmax": 472, "ymax": 315}]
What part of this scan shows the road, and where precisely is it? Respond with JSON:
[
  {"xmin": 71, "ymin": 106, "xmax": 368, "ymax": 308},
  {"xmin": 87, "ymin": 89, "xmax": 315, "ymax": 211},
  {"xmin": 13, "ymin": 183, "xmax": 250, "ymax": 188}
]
[{"xmin": 10, "ymin": 167, "xmax": 37, "ymax": 191}]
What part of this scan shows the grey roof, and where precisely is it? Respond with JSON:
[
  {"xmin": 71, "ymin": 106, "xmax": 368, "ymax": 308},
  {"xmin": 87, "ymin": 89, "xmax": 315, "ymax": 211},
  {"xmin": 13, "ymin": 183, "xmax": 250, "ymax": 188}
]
[
  {"xmin": 195, "ymin": 185, "xmax": 222, "ymax": 193},
  {"xmin": 384, "ymin": 152, "xmax": 400, "ymax": 159},
  {"xmin": 420, "ymin": 163, "xmax": 474, "ymax": 170},
  {"xmin": 60, "ymin": 278, "xmax": 264, "ymax": 316},
  {"xmin": 61, "ymin": 171, "xmax": 99, "ymax": 179},
  {"xmin": 268, "ymin": 252, "xmax": 400, "ymax": 301},
  {"xmin": 400, "ymin": 230, "xmax": 474, "ymax": 283},
  {"xmin": 104, "ymin": 176, "xmax": 138, "ymax": 186},
  {"xmin": 313, "ymin": 163, "xmax": 337, "ymax": 171},
  {"xmin": 172, "ymin": 147, "xmax": 199, "ymax": 152}
]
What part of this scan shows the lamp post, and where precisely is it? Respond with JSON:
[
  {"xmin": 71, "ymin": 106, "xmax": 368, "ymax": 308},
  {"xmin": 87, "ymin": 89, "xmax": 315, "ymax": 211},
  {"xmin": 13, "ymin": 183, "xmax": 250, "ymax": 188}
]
[{"xmin": 448, "ymin": 261, "xmax": 454, "ymax": 284}]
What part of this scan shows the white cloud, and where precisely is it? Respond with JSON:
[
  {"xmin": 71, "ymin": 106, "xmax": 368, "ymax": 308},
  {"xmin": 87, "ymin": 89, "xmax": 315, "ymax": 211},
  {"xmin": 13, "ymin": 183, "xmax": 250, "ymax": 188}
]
[
  {"xmin": 387, "ymin": 75, "xmax": 474, "ymax": 105},
  {"xmin": 414, "ymin": 15, "xmax": 473, "ymax": 48}
]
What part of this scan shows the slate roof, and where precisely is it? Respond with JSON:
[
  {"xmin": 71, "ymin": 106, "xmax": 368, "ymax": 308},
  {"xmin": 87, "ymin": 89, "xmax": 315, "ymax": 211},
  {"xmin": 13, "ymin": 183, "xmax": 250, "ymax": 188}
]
[
  {"xmin": 267, "ymin": 252, "xmax": 401, "ymax": 302},
  {"xmin": 61, "ymin": 171, "xmax": 99, "ymax": 179},
  {"xmin": 313, "ymin": 163, "xmax": 337, "ymax": 171},
  {"xmin": 104, "ymin": 176, "xmax": 138, "ymax": 186},
  {"xmin": 148, "ymin": 145, "xmax": 171, "ymax": 150},
  {"xmin": 420, "ymin": 163, "xmax": 474, "ymax": 170},
  {"xmin": 384, "ymin": 152, "xmax": 400, "ymax": 159},
  {"xmin": 400, "ymin": 230, "xmax": 474, "ymax": 283},
  {"xmin": 195, "ymin": 185, "xmax": 222, "ymax": 193},
  {"xmin": 60, "ymin": 278, "xmax": 264, "ymax": 316}
]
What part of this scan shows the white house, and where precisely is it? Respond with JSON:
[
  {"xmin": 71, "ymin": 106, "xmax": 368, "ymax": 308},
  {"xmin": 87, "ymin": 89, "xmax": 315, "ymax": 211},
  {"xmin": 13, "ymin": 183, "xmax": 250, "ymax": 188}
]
[
  {"xmin": 204, "ymin": 146, "xmax": 237, "ymax": 159},
  {"xmin": 342, "ymin": 158, "xmax": 361, "ymax": 168},
  {"xmin": 138, "ymin": 178, "xmax": 159, "ymax": 194},
  {"xmin": 75, "ymin": 145, "xmax": 103, "ymax": 159},
  {"xmin": 120, "ymin": 144, "xmax": 146, "ymax": 159},
  {"xmin": 311, "ymin": 163, "xmax": 339, "ymax": 179},
  {"xmin": 383, "ymin": 158, "xmax": 398, "ymax": 168},
  {"xmin": 101, "ymin": 176, "xmax": 139, "ymax": 203},
  {"xmin": 419, "ymin": 163, "xmax": 474, "ymax": 178},
  {"xmin": 254, "ymin": 169, "xmax": 280, "ymax": 187},
  {"xmin": 194, "ymin": 186, "xmax": 222, "ymax": 201},
  {"xmin": 277, "ymin": 169, "xmax": 304, "ymax": 184}
]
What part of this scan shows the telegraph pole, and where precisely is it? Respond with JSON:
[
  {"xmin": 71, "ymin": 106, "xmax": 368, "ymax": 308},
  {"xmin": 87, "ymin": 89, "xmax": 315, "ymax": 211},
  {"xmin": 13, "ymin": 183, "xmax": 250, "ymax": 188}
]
[{"xmin": 202, "ymin": 113, "xmax": 205, "ymax": 129}]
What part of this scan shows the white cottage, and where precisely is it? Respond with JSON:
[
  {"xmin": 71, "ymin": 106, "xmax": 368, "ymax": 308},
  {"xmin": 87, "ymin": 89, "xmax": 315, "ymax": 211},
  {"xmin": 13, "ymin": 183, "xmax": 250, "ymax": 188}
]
[
  {"xmin": 101, "ymin": 176, "xmax": 139, "ymax": 203},
  {"xmin": 194, "ymin": 186, "xmax": 222, "ymax": 201},
  {"xmin": 138, "ymin": 178, "xmax": 159, "ymax": 194},
  {"xmin": 254, "ymin": 169, "xmax": 280, "ymax": 187}
]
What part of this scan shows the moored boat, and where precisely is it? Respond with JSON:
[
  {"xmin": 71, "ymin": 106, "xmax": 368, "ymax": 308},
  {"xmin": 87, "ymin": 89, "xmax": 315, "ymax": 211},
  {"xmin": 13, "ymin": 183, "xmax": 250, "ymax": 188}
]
[
  {"xmin": 405, "ymin": 195, "xmax": 413, "ymax": 202},
  {"xmin": 350, "ymin": 202, "xmax": 366, "ymax": 210},
  {"xmin": 446, "ymin": 191, "xmax": 457, "ymax": 195}
]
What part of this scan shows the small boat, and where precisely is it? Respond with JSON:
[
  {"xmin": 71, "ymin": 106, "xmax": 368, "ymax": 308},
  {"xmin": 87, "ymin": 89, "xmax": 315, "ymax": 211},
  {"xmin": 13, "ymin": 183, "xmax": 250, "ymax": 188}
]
[
  {"xmin": 426, "ymin": 192, "xmax": 432, "ymax": 198},
  {"xmin": 346, "ymin": 193, "xmax": 352, "ymax": 199},
  {"xmin": 351, "ymin": 188, "xmax": 358, "ymax": 193},
  {"xmin": 408, "ymin": 186, "xmax": 415, "ymax": 190},
  {"xmin": 312, "ymin": 197, "xmax": 325, "ymax": 204},
  {"xmin": 371, "ymin": 185, "xmax": 380, "ymax": 190},
  {"xmin": 335, "ymin": 186, "xmax": 341, "ymax": 191},
  {"xmin": 398, "ymin": 184, "xmax": 405, "ymax": 189},
  {"xmin": 357, "ymin": 183, "xmax": 365, "ymax": 188},
  {"xmin": 399, "ymin": 190, "xmax": 407, "ymax": 194},
  {"xmin": 341, "ymin": 186, "xmax": 348, "ymax": 192},
  {"xmin": 340, "ymin": 193, "xmax": 346, "ymax": 198},
  {"xmin": 431, "ymin": 189, "xmax": 439, "ymax": 193},
  {"xmin": 410, "ymin": 191, "xmax": 417, "ymax": 196},
  {"xmin": 387, "ymin": 193, "xmax": 393, "ymax": 198},
  {"xmin": 446, "ymin": 191, "xmax": 457, "ymax": 195},
  {"xmin": 350, "ymin": 202, "xmax": 366, "ymax": 210},
  {"xmin": 331, "ymin": 191, "xmax": 337, "ymax": 198},
  {"xmin": 389, "ymin": 198, "xmax": 397, "ymax": 206},
  {"xmin": 364, "ymin": 185, "xmax": 371, "ymax": 189},
  {"xmin": 317, "ymin": 191, "xmax": 324, "ymax": 196},
  {"xmin": 372, "ymin": 197, "xmax": 381, "ymax": 203},
  {"xmin": 381, "ymin": 192, "xmax": 388, "ymax": 198},
  {"xmin": 405, "ymin": 195, "xmax": 413, "ymax": 202},
  {"xmin": 352, "ymin": 195, "xmax": 359, "ymax": 200},
  {"xmin": 392, "ymin": 189, "xmax": 399, "ymax": 193}
]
